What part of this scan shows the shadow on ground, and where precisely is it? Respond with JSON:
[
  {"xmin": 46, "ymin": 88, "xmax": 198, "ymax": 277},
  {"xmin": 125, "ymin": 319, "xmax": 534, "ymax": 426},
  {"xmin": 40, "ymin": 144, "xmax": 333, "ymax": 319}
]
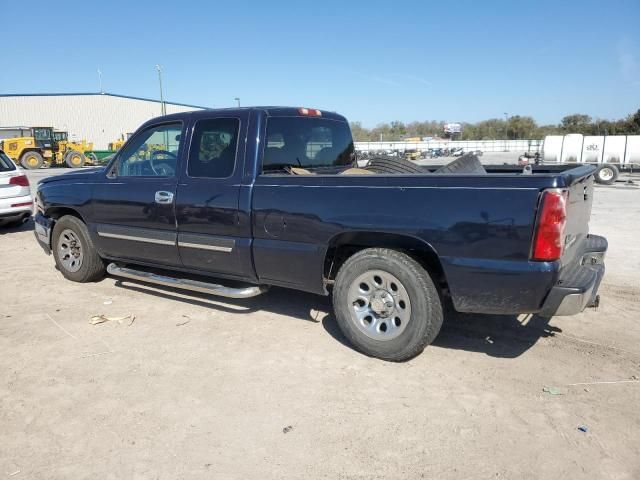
[
  {"xmin": 114, "ymin": 279, "xmax": 559, "ymax": 360},
  {"xmin": 0, "ymin": 217, "xmax": 33, "ymax": 235}
]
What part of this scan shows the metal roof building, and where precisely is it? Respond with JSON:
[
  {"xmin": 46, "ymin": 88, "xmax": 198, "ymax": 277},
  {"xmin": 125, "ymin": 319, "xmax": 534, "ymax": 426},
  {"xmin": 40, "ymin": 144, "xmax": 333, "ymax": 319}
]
[{"xmin": 0, "ymin": 93, "xmax": 206, "ymax": 149}]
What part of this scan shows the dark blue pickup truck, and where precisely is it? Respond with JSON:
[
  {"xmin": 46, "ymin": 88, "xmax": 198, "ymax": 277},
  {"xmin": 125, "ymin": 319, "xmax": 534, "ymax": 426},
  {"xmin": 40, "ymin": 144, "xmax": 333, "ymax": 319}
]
[{"xmin": 34, "ymin": 107, "xmax": 606, "ymax": 361}]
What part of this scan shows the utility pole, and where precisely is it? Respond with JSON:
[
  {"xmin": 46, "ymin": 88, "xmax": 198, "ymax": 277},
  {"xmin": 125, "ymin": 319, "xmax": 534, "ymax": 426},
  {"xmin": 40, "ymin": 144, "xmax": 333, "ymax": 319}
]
[
  {"xmin": 504, "ymin": 112, "xmax": 509, "ymax": 139},
  {"xmin": 234, "ymin": 97, "xmax": 240, "ymax": 107},
  {"xmin": 98, "ymin": 70, "xmax": 103, "ymax": 94},
  {"xmin": 156, "ymin": 64, "xmax": 166, "ymax": 116}
]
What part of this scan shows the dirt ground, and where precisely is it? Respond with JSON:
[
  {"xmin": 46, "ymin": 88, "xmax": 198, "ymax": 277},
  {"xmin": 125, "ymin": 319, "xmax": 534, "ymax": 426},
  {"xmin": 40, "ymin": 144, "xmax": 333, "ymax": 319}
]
[{"xmin": 1, "ymin": 170, "xmax": 639, "ymax": 479}]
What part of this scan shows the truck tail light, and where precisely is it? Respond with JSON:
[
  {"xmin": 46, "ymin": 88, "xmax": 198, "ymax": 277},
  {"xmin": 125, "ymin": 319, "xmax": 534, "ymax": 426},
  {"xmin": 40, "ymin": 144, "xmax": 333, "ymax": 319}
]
[
  {"xmin": 298, "ymin": 107, "xmax": 322, "ymax": 117},
  {"xmin": 531, "ymin": 189, "xmax": 568, "ymax": 261},
  {"xmin": 9, "ymin": 174, "xmax": 30, "ymax": 187}
]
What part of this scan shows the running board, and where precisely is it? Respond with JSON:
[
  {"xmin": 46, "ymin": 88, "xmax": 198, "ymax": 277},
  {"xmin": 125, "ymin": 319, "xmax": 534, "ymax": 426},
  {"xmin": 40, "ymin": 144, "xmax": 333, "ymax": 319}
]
[{"xmin": 107, "ymin": 263, "xmax": 268, "ymax": 299}]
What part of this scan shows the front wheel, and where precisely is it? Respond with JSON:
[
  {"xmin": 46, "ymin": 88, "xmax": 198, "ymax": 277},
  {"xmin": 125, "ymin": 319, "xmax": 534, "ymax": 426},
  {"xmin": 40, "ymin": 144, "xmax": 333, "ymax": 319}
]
[
  {"xmin": 20, "ymin": 151, "xmax": 44, "ymax": 169},
  {"xmin": 52, "ymin": 215, "xmax": 105, "ymax": 282},
  {"xmin": 332, "ymin": 248, "xmax": 443, "ymax": 361},
  {"xmin": 65, "ymin": 150, "xmax": 86, "ymax": 168}
]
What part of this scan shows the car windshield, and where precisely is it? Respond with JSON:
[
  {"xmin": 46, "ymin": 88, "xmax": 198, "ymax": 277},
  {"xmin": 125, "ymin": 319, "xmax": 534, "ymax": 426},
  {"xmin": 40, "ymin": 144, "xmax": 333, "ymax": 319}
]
[
  {"xmin": 262, "ymin": 117, "xmax": 354, "ymax": 172},
  {"xmin": 0, "ymin": 151, "xmax": 16, "ymax": 171}
]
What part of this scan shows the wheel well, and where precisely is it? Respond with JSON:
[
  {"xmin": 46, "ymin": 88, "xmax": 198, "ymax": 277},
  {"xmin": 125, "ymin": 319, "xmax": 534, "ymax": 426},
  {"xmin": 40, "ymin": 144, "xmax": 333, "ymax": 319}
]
[
  {"xmin": 19, "ymin": 149, "xmax": 41, "ymax": 158},
  {"xmin": 46, "ymin": 207, "xmax": 85, "ymax": 223},
  {"xmin": 324, "ymin": 232, "xmax": 447, "ymax": 289}
]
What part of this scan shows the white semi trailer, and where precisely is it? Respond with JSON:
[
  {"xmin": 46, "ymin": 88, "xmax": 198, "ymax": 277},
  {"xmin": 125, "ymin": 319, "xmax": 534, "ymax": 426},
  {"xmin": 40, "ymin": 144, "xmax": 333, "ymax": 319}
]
[{"xmin": 542, "ymin": 134, "xmax": 640, "ymax": 184}]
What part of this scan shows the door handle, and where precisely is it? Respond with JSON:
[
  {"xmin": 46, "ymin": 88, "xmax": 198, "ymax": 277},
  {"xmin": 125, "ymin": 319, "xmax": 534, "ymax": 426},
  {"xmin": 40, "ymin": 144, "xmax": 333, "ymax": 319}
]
[{"xmin": 154, "ymin": 191, "xmax": 174, "ymax": 204}]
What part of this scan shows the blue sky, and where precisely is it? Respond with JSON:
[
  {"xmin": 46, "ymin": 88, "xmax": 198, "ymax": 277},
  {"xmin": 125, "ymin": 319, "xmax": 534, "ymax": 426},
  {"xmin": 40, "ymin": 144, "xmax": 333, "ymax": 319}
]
[{"xmin": 1, "ymin": 0, "xmax": 638, "ymax": 126}]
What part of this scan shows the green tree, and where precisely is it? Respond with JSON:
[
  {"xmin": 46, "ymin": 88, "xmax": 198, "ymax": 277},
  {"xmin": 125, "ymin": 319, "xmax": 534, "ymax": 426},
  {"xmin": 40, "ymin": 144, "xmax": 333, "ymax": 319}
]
[
  {"xmin": 628, "ymin": 109, "xmax": 640, "ymax": 134},
  {"xmin": 560, "ymin": 114, "xmax": 593, "ymax": 134},
  {"xmin": 349, "ymin": 122, "xmax": 373, "ymax": 142},
  {"xmin": 348, "ymin": 108, "xmax": 639, "ymax": 141},
  {"xmin": 507, "ymin": 116, "xmax": 538, "ymax": 139}
]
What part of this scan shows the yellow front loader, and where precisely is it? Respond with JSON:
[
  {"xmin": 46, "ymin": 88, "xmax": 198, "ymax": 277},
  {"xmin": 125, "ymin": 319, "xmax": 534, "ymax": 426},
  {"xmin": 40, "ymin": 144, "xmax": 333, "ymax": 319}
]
[
  {"xmin": 52, "ymin": 131, "xmax": 95, "ymax": 167},
  {"xmin": 108, "ymin": 132, "xmax": 132, "ymax": 151},
  {"xmin": 0, "ymin": 126, "xmax": 55, "ymax": 169}
]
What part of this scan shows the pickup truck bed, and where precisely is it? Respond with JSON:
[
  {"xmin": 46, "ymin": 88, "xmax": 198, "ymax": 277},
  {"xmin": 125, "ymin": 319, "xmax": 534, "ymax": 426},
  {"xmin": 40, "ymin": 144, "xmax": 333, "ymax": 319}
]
[{"xmin": 33, "ymin": 107, "xmax": 606, "ymax": 361}]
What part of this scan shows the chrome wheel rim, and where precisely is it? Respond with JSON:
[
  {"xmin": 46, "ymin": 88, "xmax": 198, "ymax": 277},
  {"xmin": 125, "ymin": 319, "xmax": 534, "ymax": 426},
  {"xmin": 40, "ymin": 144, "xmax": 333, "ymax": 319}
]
[
  {"xmin": 347, "ymin": 270, "xmax": 411, "ymax": 341},
  {"xmin": 58, "ymin": 228, "xmax": 83, "ymax": 272},
  {"xmin": 599, "ymin": 167, "xmax": 614, "ymax": 180}
]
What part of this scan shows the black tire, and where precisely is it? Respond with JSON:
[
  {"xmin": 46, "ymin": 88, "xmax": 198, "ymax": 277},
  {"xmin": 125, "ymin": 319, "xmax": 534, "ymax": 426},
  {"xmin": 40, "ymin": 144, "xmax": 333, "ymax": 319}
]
[
  {"xmin": 332, "ymin": 248, "xmax": 443, "ymax": 362},
  {"xmin": 52, "ymin": 215, "xmax": 105, "ymax": 282},
  {"xmin": 434, "ymin": 154, "xmax": 487, "ymax": 175},
  {"xmin": 20, "ymin": 151, "xmax": 44, "ymax": 169},
  {"xmin": 594, "ymin": 164, "xmax": 618, "ymax": 185},
  {"xmin": 65, "ymin": 150, "xmax": 86, "ymax": 168},
  {"xmin": 365, "ymin": 156, "xmax": 426, "ymax": 174}
]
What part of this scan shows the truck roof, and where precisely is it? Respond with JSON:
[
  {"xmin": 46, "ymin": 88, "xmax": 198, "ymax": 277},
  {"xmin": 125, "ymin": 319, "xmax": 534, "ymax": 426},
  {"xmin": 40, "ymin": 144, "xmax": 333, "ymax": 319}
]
[{"xmin": 150, "ymin": 107, "xmax": 348, "ymax": 123}]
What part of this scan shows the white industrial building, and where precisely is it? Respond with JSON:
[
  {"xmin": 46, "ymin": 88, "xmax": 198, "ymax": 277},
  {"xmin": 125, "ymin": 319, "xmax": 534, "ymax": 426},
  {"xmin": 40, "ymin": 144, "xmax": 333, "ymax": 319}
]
[{"xmin": 0, "ymin": 93, "xmax": 206, "ymax": 149}]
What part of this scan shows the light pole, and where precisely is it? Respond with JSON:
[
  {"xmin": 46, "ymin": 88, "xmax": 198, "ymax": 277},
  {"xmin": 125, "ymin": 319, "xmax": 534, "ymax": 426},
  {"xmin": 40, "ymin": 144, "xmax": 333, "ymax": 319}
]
[
  {"xmin": 156, "ymin": 64, "xmax": 166, "ymax": 116},
  {"xmin": 234, "ymin": 97, "xmax": 240, "ymax": 107},
  {"xmin": 98, "ymin": 69, "xmax": 103, "ymax": 94},
  {"xmin": 504, "ymin": 112, "xmax": 509, "ymax": 140}
]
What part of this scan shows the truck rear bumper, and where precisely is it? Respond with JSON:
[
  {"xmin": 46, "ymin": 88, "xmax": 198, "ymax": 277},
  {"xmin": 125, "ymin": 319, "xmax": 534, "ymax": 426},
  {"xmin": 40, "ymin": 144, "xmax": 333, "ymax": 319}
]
[{"xmin": 539, "ymin": 234, "xmax": 607, "ymax": 317}]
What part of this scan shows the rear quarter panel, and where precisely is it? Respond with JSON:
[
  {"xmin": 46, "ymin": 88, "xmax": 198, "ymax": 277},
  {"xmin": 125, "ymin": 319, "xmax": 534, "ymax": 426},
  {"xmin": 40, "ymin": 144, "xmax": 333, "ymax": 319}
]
[{"xmin": 252, "ymin": 174, "xmax": 556, "ymax": 313}]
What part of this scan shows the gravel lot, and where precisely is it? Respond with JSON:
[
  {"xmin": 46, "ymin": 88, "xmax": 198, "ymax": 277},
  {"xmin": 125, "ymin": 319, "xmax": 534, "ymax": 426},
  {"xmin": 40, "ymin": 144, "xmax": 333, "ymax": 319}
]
[{"xmin": 1, "ymin": 166, "xmax": 639, "ymax": 479}]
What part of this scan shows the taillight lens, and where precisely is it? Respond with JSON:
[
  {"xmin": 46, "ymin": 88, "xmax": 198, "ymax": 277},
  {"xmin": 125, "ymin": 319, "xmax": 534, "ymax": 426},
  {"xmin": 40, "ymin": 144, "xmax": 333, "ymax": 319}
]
[
  {"xmin": 531, "ymin": 189, "xmax": 568, "ymax": 261},
  {"xmin": 298, "ymin": 107, "xmax": 322, "ymax": 116},
  {"xmin": 9, "ymin": 174, "xmax": 30, "ymax": 187}
]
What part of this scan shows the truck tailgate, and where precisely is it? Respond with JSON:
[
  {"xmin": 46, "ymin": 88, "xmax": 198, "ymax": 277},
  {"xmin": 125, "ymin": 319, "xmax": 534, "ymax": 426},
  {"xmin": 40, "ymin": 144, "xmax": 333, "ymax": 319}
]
[{"xmin": 561, "ymin": 171, "xmax": 595, "ymax": 267}]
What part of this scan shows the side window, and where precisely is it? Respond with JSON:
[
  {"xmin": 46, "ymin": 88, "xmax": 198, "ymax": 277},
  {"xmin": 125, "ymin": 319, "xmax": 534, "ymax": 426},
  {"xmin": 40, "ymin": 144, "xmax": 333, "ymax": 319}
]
[
  {"xmin": 188, "ymin": 118, "xmax": 239, "ymax": 178},
  {"xmin": 116, "ymin": 123, "xmax": 182, "ymax": 177}
]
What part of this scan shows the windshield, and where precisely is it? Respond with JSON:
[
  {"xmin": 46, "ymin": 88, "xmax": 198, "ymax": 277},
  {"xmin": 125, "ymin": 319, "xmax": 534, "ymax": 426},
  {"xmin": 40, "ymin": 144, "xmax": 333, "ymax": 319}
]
[
  {"xmin": 34, "ymin": 128, "xmax": 52, "ymax": 141},
  {"xmin": 0, "ymin": 151, "xmax": 16, "ymax": 171},
  {"xmin": 262, "ymin": 117, "xmax": 354, "ymax": 172}
]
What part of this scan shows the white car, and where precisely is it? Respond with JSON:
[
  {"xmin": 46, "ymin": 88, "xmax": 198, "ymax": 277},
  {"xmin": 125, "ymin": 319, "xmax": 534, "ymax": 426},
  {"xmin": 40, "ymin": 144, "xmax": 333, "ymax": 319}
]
[{"xmin": 0, "ymin": 150, "xmax": 33, "ymax": 227}]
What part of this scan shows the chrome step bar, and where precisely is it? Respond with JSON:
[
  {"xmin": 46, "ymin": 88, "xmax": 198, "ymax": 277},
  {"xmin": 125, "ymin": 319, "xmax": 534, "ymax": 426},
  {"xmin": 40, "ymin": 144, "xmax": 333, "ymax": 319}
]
[{"xmin": 107, "ymin": 263, "xmax": 268, "ymax": 299}]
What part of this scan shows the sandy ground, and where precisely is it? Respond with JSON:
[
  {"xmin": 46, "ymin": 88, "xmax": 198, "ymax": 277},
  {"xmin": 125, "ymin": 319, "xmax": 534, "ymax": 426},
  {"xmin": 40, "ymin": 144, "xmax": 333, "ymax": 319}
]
[{"xmin": 1, "ymin": 168, "xmax": 639, "ymax": 479}]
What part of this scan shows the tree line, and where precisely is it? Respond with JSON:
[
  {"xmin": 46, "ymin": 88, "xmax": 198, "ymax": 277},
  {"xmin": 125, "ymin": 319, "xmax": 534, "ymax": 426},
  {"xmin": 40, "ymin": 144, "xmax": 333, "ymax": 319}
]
[{"xmin": 350, "ymin": 109, "xmax": 640, "ymax": 142}]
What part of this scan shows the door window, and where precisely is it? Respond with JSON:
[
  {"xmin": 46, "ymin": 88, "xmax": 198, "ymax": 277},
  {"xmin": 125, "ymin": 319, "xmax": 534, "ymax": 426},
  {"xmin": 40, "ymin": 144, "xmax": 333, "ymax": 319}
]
[
  {"xmin": 188, "ymin": 118, "xmax": 239, "ymax": 178},
  {"xmin": 116, "ymin": 123, "xmax": 182, "ymax": 177}
]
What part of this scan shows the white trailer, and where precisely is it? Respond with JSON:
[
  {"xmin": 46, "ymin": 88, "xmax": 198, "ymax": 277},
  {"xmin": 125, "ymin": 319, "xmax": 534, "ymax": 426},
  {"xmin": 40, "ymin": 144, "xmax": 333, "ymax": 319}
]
[{"xmin": 542, "ymin": 134, "xmax": 640, "ymax": 184}]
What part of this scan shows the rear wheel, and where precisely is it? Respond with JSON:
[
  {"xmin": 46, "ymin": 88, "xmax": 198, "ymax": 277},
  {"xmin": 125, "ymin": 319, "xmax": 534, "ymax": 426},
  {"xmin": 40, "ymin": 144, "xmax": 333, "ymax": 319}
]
[
  {"xmin": 52, "ymin": 215, "xmax": 105, "ymax": 282},
  {"xmin": 594, "ymin": 164, "xmax": 618, "ymax": 185},
  {"xmin": 332, "ymin": 248, "xmax": 443, "ymax": 361},
  {"xmin": 20, "ymin": 151, "xmax": 44, "ymax": 169},
  {"xmin": 65, "ymin": 150, "xmax": 86, "ymax": 168}
]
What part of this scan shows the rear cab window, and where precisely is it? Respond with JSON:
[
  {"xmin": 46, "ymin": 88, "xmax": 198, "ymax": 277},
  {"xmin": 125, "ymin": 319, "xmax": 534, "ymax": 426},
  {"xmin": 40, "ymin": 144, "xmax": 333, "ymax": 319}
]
[{"xmin": 262, "ymin": 116, "xmax": 354, "ymax": 173}]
